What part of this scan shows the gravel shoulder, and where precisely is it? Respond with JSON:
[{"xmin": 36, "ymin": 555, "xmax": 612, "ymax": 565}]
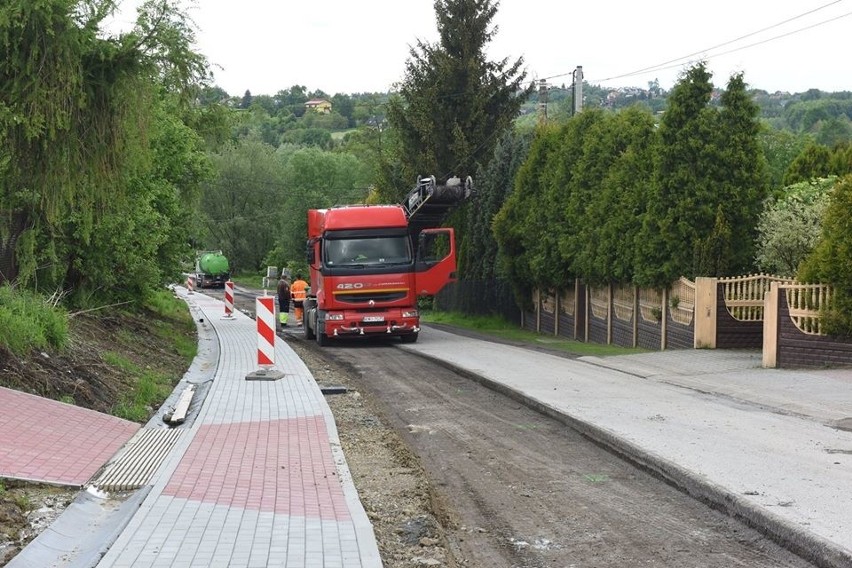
[{"xmin": 286, "ymin": 336, "xmax": 456, "ymax": 566}]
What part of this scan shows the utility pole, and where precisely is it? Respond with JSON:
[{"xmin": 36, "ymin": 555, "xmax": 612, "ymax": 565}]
[
  {"xmin": 572, "ymin": 66, "xmax": 583, "ymax": 115},
  {"xmin": 537, "ymin": 79, "xmax": 549, "ymax": 124}
]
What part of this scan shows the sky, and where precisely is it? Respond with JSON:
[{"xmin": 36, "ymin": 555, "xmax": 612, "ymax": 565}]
[{"xmin": 107, "ymin": 0, "xmax": 852, "ymax": 97}]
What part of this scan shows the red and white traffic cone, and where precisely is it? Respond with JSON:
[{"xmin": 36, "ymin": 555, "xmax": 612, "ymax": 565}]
[{"xmin": 222, "ymin": 280, "xmax": 235, "ymax": 319}]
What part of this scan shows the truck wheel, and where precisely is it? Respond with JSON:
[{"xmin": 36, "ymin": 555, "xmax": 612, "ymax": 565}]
[
  {"xmin": 316, "ymin": 328, "xmax": 329, "ymax": 347},
  {"xmin": 303, "ymin": 309, "xmax": 315, "ymax": 340},
  {"xmin": 399, "ymin": 332, "xmax": 419, "ymax": 344},
  {"xmin": 315, "ymin": 314, "xmax": 329, "ymax": 346}
]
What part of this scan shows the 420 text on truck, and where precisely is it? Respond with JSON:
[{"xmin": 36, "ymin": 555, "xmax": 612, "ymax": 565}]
[{"xmin": 302, "ymin": 175, "xmax": 472, "ymax": 346}]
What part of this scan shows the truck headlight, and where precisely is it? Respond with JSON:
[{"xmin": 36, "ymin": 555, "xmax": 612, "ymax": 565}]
[
  {"xmin": 326, "ymin": 313, "xmax": 344, "ymax": 321},
  {"xmin": 402, "ymin": 310, "xmax": 419, "ymax": 318}
]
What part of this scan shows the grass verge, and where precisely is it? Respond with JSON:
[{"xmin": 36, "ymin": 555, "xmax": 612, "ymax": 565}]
[
  {"xmin": 107, "ymin": 288, "xmax": 199, "ymax": 422},
  {"xmin": 422, "ymin": 310, "xmax": 647, "ymax": 357},
  {"xmin": 0, "ymin": 285, "xmax": 68, "ymax": 356},
  {"xmin": 105, "ymin": 350, "xmax": 177, "ymax": 422},
  {"xmin": 229, "ymin": 272, "xmax": 268, "ymax": 290}
]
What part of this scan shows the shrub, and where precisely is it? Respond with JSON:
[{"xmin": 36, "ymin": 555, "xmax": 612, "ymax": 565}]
[{"xmin": 754, "ymin": 177, "xmax": 835, "ymax": 276}]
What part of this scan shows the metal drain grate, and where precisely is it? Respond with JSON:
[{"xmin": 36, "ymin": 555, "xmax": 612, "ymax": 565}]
[{"xmin": 91, "ymin": 428, "xmax": 184, "ymax": 491}]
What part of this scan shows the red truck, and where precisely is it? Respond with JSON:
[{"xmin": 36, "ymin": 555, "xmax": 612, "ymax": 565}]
[{"xmin": 302, "ymin": 176, "xmax": 471, "ymax": 345}]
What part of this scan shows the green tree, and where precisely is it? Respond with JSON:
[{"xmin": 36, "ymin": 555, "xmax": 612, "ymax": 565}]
[
  {"xmin": 815, "ymin": 117, "xmax": 852, "ymax": 147},
  {"xmin": 300, "ymin": 111, "xmax": 349, "ymax": 131},
  {"xmin": 232, "ymin": 105, "xmax": 271, "ymax": 141},
  {"xmin": 709, "ymin": 72, "xmax": 769, "ymax": 273},
  {"xmin": 462, "ymin": 130, "xmax": 532, "ymax": 282},
  {"xmin": 634, "ymin": 66, "xmax": 766, "ymax": 282},
  {"xmin": 799, "ymin": 175, "xmax": 852, "ymax": 336},
  {"xmin": 754, "ymin": 177, "xmax": 835, "ymax": 276},
  {"xmin": 380, "ymin": 0, "xmax": 532, "ymax": 201},
  {"xmin": 184, "ymin": 97, "xmax": 234, "ymax": 151},
  {"xmin": 271, "ymin": 146, "xmax": 372, "ymax": 265},
  {"xmin": 759, "ymin": 127, "xmax": 808, "ymax": 190},
  {"xmin": 331, "ymin": 93, "xmax": 355, "ymax": 128},
  {"xmin": 574, "ymin": 107, "xmax": 658, "ymax": 284},
  {"xmin": 541, "ymin": 112, "xmax": 605, "ymax": 289},
  {"xmin": 280, "ymin": 128, "xmax": 334, "ymax": 149},
  {"xmin": 61, "ymin": 102, "xmax": 212, "ymax": 306},
  {"xmin": 278, "ymin": 85, "xmax": 308, "ymax": 118},
  {"xmin": 250, "ymin": 94, "xmax": 277, "ymax": 115},
  {"xmin": 635, "ymin": 63, "xmax": 718, "ymax": 286},
  {"xmin": 200, "ymin": 140, "xmax": 286, "ymax": 272},
  {"xmin": 784, "ymin": 143, "xmax": 833, "ymax": 185},
  {"xmin": 829, "ymin": 141, "xmax": 852, "ymax": 174},
  {"xmin": 693, "ymin": 205, "xmax": 734, "ymax": 277},
  {"xmin": 198, "ymin": 85, "xmax": 229, "ymax": 106},
  {"xmin": 493, "ymin": 125, "xmax": 561, "ymax": 305},
  {"xmin": 784, "ymin": 98, "xmax": 852, "ymax": 132},
  {"xmin": 0, "ymin": 0, "xmax": 207, "ymax": 292},
  {"xmin": 557, "ymin": 109, "xmax": 616, "ymax": 283}
]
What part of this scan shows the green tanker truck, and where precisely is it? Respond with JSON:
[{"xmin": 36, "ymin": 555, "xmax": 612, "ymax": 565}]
[{"xmin": 194, "ymin": 250, "xmax": 230, "ymax": 288}]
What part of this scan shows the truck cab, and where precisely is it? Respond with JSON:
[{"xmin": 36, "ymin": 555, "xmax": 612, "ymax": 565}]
[{"xmin": 303, "ymin": 205, "xmax": 456, "ymax": 345}]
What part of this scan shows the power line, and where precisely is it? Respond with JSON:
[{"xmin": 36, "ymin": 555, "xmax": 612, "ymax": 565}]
[
  {"xmin": 594, "ymin": 9, "xmax": 852, "ymax": 84},
  {"xmin": 541, "ymin": 0, "xmax": 850, "ymax": 85},
  {"xmin": 592, "ymin": 0, "xmax": 846, "ymax": 82}
]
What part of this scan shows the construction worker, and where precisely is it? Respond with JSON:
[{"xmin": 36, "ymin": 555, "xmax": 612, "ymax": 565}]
[
  {"xmin": 291, "ymin": 273, "xmax": 309, "ymax": 325},
  {"xmin": 277, "ymin": 272, "xmax": 291, "ymax": 325}
]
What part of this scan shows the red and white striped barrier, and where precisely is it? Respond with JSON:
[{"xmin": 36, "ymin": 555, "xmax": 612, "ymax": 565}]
[
  {"xmin": 223, "ymin": 280, "xmax": 235, "ymax": 319},
  {"xmin": 246, "ymin": 295, "xmax": 285, "ymax": 380},
  {"xmin": 186, "ymin": 275, "xmax": 194, "ymax": 294},
  {"xmin": 256, "ymin": 296, "xmax": 276, "ymax": 366}
]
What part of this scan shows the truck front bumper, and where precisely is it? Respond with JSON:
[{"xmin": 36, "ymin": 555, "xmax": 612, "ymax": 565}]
[
  {"xmin": 331, "ymin": 322, "xmax": 421, "ymax": 337},
  {"xmin": 323, "ymin": 310, "xmax": 420, "ymax": 337}
]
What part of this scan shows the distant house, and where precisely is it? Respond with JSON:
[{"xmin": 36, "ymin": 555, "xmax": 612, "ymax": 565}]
[{"xmin": 305, "ymin": 99, "xmax": 332, "ymax": 114}]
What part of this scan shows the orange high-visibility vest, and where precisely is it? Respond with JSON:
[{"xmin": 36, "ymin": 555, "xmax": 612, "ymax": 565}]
[{"xmin": 291, "ymin": 279, "xmax": 308, "ymax": 303}]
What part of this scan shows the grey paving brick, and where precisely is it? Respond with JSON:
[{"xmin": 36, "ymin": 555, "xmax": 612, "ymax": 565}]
[{"xmin": 95, "ymin": 288, "xmax": 381, "ymax": 567}]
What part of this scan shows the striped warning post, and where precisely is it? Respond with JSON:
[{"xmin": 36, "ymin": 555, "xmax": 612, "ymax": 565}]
[
  {"xmin": 186, "ymin": 275, "xmax": 194, "ymax": 294},
  {"xmin": 223, "ymin": 280, "xmax": 235, "ymax": 318},
  {"xmin": 256, "ymin": 296, "xmax": 276, "ymax": 366}
]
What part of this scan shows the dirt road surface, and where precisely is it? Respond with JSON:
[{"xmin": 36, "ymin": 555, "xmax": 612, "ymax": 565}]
[{"xmin": 294, "ymin": 336, "xmax": 819, "ymax": 568}]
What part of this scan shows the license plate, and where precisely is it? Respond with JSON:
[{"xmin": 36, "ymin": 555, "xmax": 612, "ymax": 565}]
[{"xmin": 363, "ymin": 316, "xmax": 384, "ymax": 322}]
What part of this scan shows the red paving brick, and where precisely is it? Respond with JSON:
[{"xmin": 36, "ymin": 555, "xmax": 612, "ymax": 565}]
[
  {"xmin": 0, "ymin": 387, "xmax": 139, "ymax": 486},
  {"xmin": 162, "ymin": 418, "xmax": 351, "ymax": 520}
]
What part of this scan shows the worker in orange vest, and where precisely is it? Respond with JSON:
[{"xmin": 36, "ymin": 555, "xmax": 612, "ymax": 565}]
[{"xmin": 290, "ymin": 274, "xmax": 309, "ymax": 325}]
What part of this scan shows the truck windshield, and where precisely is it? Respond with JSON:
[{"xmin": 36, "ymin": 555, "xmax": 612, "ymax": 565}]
[{"xmin": 325, "ymin": 236, "xmax": 412, "ymax": 268}]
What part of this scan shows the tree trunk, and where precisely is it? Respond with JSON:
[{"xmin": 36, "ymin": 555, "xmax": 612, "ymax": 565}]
[{"xmin": 0, "ymin": 209, "xmax": 28, "ymax": 285}]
